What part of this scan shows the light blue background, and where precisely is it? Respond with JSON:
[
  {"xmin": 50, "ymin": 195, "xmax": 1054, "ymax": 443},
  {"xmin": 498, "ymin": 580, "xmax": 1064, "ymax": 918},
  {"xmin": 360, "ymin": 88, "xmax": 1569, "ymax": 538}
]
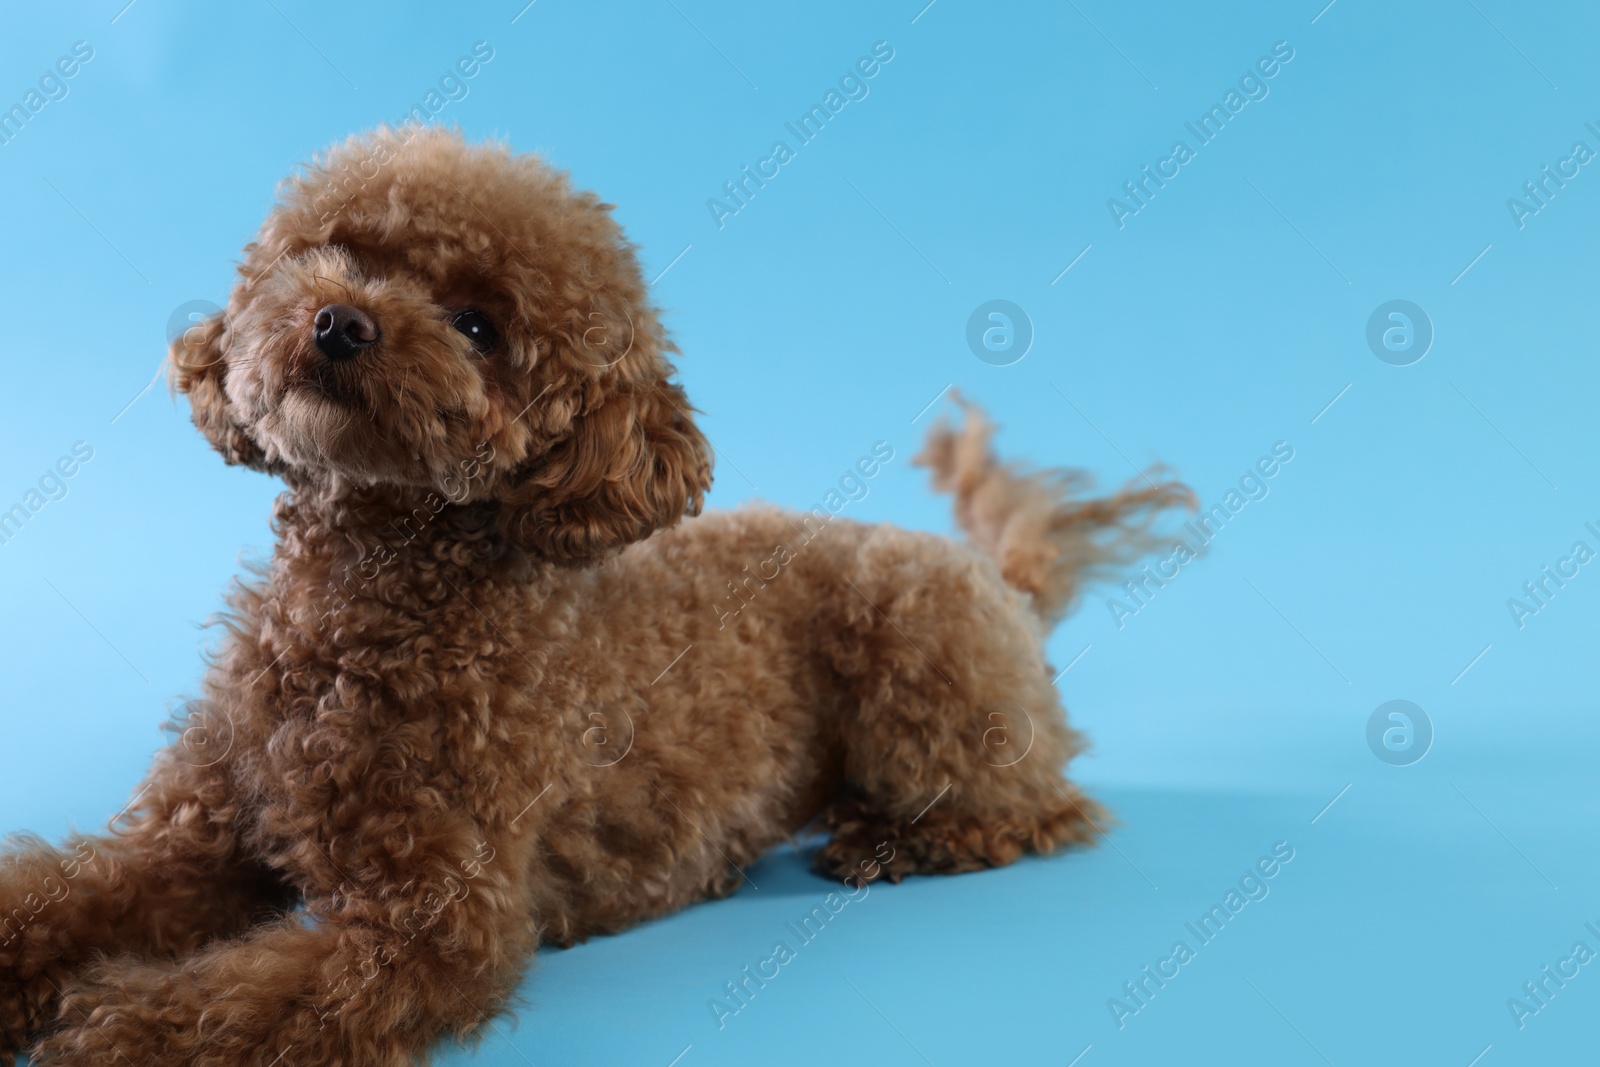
[{"xmin": 2, "ymin": 1, "xmax": 1597, "ymax": 1063}]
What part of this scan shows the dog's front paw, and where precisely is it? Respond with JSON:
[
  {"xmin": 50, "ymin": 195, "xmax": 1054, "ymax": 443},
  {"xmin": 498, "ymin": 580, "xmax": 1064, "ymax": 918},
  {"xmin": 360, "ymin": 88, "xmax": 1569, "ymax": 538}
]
[
  {"xmin": 26, "ymin": 960, "xmax": 213, "ymax": 1067},
  {"xmin": 28, "ymin": 954, "xmax": 368, "ymax": 1067}
]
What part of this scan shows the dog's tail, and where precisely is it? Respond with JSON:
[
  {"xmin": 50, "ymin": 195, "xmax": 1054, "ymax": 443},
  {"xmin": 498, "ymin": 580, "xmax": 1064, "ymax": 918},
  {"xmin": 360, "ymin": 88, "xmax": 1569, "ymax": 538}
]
[{"xmin": 914, "ymin": 393, "xmax": 1195, "ymax": 628}]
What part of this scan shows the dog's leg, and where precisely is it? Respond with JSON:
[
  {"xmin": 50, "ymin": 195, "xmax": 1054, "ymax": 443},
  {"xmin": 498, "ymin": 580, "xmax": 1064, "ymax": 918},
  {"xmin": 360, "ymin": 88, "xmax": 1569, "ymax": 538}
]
[
  {"xmin": 813, "ymin": 541, "xmax": 1106, "ymax": 883},
  {"xmin": 27, "ymin": 824, "xmax": 536, "ymax": 1067},
  {"xmin": 0, "ymin": 763, "xmax": 292, "ymax": 1064}
]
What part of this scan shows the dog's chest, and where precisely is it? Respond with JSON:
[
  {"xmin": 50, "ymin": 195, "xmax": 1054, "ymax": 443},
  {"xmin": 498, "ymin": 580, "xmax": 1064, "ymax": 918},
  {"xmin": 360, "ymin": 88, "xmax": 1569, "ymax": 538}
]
[{"xmin": 236, "ymin": 576, "xmax": 553, "ymax": 891}]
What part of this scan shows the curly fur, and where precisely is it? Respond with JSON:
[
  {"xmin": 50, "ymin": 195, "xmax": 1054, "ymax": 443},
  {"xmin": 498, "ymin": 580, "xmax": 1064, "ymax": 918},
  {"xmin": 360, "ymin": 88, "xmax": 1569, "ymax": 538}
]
[{"xmin": 0, "ymin": 126, "xmax": 1190, "ymax": 1065}]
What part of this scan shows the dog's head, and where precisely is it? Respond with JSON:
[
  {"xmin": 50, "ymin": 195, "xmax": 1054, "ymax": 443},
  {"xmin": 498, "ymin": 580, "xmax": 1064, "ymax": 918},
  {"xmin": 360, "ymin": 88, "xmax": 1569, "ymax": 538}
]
[{"xmin": 171, "ymin": 126, "xmax": 711, "ymax": 564}]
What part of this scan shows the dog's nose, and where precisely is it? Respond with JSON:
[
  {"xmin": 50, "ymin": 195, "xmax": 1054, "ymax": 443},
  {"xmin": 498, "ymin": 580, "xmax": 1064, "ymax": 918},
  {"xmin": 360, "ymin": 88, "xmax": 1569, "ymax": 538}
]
[{"xmin": 312, "ymin": 303, "xmax": 379, "ymax": 361}]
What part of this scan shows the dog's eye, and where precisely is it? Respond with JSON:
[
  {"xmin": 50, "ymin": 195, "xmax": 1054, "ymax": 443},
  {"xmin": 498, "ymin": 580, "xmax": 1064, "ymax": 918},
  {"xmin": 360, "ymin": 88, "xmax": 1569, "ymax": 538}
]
[{"xmin": 451, "ymin": 309, "xmax": 497, "ymax": 352}]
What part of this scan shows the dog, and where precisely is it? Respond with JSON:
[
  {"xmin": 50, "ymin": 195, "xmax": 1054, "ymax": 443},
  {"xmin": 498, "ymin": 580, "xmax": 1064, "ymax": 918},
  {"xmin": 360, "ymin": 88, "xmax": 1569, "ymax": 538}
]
[{"xmin": 0, "ymin": 126, "xmax": 1189, "ymax": 1065}]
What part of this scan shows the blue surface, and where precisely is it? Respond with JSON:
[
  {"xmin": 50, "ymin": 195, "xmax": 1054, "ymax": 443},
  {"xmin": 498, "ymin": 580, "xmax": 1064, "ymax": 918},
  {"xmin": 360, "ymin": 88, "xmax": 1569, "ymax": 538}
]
[{"xmin": 2, "ymin": 1, "xmax": 1597, "ymax": 1063}]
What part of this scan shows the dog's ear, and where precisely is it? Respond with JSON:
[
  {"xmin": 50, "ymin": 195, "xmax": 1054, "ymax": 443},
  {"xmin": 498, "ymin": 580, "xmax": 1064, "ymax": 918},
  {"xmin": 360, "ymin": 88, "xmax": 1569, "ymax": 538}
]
[
  {"xmin": 496, "ymin": 373, "xmax": 713, "ymax": 564},
  {"xmin": 168, "ymin": 313, "xmax": 272, "ymax": 471}
]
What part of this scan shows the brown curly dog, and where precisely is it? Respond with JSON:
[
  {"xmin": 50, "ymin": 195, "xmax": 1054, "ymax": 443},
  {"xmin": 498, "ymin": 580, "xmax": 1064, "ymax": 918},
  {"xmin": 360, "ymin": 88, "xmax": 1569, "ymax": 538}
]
[{"xmin": 0, "ymin": 127, "xmax": 1190, "ymax": 1065}]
